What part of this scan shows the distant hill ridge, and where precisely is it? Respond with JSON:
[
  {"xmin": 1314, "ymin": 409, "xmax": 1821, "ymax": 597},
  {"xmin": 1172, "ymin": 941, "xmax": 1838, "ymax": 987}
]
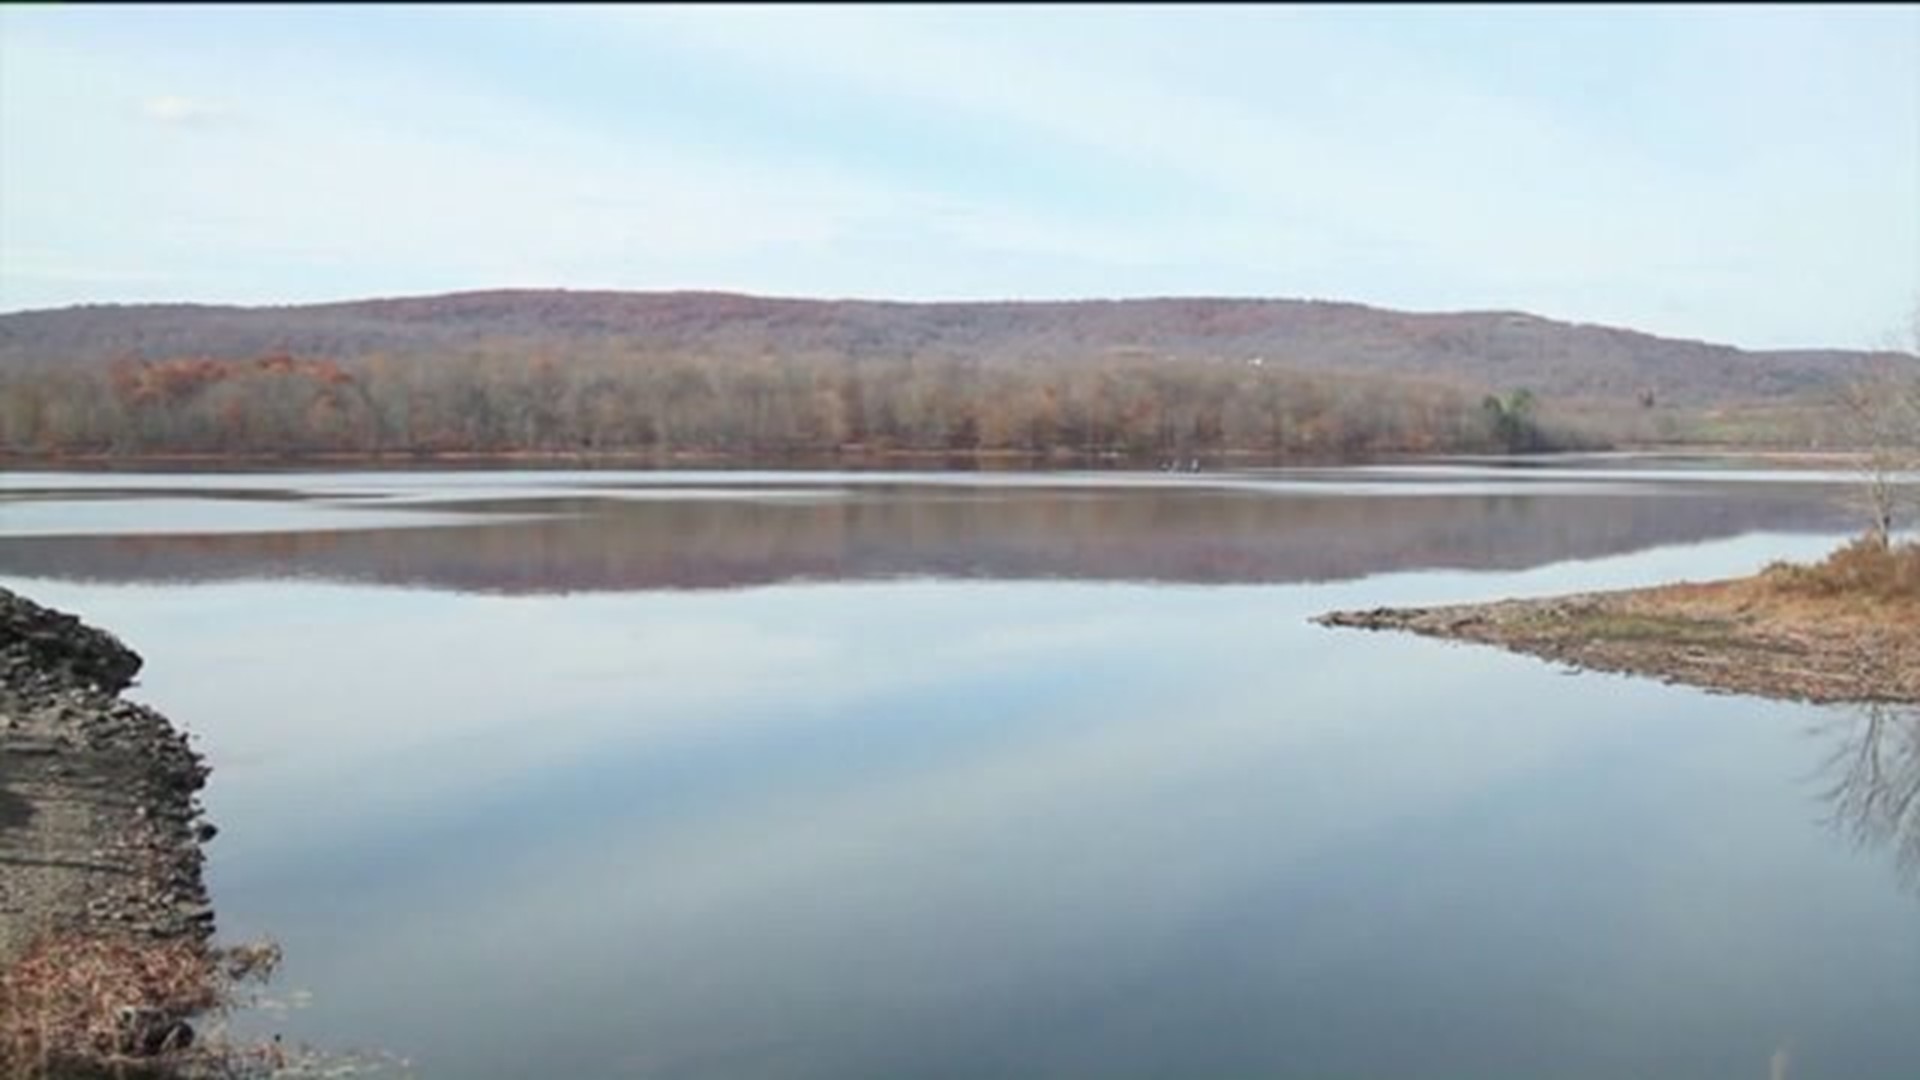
[{"xmin": 1, "ymin": 289, "xmax": 1909, "ymax": 407}]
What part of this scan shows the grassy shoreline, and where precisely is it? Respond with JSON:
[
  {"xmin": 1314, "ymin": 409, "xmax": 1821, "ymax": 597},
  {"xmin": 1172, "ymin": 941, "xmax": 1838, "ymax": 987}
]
[{"xmin": 1317, "ymin": 538, "xmax": 1919, "ymax": 706}]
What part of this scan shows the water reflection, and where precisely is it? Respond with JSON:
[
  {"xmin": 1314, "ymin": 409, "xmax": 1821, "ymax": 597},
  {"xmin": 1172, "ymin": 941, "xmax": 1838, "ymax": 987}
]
[
  {"xmin": 5, "ymin": 483, "xmax": 1918, "ymax": 1077},
  {"xmin": 1816, "ymin": 702, "xmax": 1920, "ymax": 892},
  {"xmin": 0, "ymin": 483, "xmax": 1854, "ymax": 594}
]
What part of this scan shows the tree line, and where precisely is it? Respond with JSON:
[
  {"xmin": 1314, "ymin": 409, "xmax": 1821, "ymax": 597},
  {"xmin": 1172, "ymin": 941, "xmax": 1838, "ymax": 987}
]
[{"xmin": 0, "ymin": 347, "xmax": 1557, "ymax": 460}]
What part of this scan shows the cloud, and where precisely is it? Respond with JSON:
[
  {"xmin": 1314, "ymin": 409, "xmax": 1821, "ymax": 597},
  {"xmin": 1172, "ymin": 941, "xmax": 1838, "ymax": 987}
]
[{"xmin": 137, "ymin": 94, "xmax": 227, "ymax": 127}]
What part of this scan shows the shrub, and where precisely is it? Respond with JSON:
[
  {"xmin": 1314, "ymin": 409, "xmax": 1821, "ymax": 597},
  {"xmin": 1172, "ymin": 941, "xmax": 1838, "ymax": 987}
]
[{"xmin": 1763, "ymin": 537, "xmax": 1920, "ymax": 601}]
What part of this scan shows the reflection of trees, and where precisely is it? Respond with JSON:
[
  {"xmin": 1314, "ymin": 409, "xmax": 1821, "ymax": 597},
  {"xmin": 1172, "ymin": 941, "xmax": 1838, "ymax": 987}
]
[
  {"xmin": 1815, "ymin": 701, "xmax": 1920, "ymax": 891},
  {"xmin": 0, "ymin": 485, "xmax": 1859, "ymax": 595}
]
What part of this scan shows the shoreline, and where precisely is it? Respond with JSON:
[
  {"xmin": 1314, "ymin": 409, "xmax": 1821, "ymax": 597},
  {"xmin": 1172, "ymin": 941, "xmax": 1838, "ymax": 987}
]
[
  {"xmin": 0, "ymin": 444, "xmax": 1882, "ymax": 476},
  {"xmin": 1316, "ymin": 559, "xmax": 1918, "ymax": 706},
  {"xmin": 0, "ymin": 587, "xmax": 216, "ymax": 966},
  {"xmin": 2, "ymin": 446, "xmax": 1406, "ymax": 474}
]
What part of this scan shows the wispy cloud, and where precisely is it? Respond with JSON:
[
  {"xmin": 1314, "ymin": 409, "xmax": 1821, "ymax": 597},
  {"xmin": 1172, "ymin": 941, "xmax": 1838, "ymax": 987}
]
[{"xmin": 137, "ymin": 94, "xmax": 228, "ymax": 127}]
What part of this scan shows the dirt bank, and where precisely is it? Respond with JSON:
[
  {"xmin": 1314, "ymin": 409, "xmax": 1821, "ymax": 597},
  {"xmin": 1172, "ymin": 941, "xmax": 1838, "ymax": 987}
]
[
  {"xmin": 1316, "ymin": 565, "xmax": 1919, "ymax": 706},
  {"xmin": 0, "ymin": 587, "xmax": 216, "ymax": 966}
]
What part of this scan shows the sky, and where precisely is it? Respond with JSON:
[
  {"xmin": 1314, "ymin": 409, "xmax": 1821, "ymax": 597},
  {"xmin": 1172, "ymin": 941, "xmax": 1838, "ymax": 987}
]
[{"xmin": 0, "ymin": 3, "xmax": 1915, "ymax": 350}]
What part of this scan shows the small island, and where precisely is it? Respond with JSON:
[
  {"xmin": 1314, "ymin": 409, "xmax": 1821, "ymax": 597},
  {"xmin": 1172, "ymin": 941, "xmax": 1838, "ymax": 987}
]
[{"xmin": 1317, "ymin": 536, "xmax": 1919, "ymax": 705}]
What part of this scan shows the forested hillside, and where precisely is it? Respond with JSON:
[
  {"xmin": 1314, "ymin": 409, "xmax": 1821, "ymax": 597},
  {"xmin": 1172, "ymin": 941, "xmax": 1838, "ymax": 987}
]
[{"xmin": 0, "ymin": 291, "xmax": 1908, "ymax": 460}]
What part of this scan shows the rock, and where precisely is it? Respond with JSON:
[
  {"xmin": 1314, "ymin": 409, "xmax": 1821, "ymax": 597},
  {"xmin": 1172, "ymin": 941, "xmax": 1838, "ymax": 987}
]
[
  {"xmin": 1, "ymin": 587, "xmax": 144, "ymax": 693},
  {"xmin": 2, "ymin": 584, "xmax": 220, "ymax": 964},
  {"xmin": 117, "ymin": 1006, "xmax": 196, "ymax": 1056}
]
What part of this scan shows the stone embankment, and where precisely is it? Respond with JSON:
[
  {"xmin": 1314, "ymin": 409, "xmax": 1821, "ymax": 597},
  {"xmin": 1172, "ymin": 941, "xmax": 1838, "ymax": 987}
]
[{"xmin": 1, "ymin": 586, "xmax": 216, "ymax": 965}]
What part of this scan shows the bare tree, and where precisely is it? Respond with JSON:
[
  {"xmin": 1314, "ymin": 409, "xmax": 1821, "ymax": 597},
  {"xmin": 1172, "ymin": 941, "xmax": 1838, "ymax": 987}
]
[{"xmin": 1843, "ymin": 304, "xmax": 1920, "ymax": 547}]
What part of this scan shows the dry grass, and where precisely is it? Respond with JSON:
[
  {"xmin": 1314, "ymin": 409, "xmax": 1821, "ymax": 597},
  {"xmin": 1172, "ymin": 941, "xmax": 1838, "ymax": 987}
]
[
  {"xmin": 1761, "ymin": 537, "xmax": 1920, "ymax": 603},
  {"xmin": 0, "ymin": 933, "xmax": 284, "ymax": 1079}
]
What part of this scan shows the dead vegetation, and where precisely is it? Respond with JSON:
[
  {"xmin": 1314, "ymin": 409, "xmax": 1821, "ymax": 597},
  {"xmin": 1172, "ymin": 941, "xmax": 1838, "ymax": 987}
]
[
  {"xmin": 0, "ymin": 933, "xmax": 285, "ymax": 1079},
  {"xmin": 1761, "ymin": 536, "xmax": 1920, "ymax": 603}
]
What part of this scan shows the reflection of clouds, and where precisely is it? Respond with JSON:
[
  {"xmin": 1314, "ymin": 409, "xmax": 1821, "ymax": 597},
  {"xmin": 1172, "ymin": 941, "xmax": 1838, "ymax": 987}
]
[
  {"xmin": 11, "ymin": 539, "xmax": 1920, "ymax": 1074},
  {"xmin": 273, "ymin": 645, "xmax": 1816, "ymax": 1077},
  {"xmin": 1814, "ymin": 702, "xmax": 1920, "ymax": 891},
  {"xmin": 32, "ymin": 582, "xmax": 1199, "ymax": 864},
  {"xmin": 138, "ymin": 589, "xmax": 907, "ymax": 851},
  {"xmin": 166, "ymin": 580, "xmax": 1644, "ymax": 1070},
  {"xmin": 0, "ymin": 530, "xmax": 1858, "ymax": 864}
]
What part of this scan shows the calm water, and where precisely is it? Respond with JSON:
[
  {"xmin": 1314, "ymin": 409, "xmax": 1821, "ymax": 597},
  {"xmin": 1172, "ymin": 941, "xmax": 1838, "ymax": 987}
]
[{"xmin": 2, "ymin": 465, "xmax": 1915, "ymax": 1079}]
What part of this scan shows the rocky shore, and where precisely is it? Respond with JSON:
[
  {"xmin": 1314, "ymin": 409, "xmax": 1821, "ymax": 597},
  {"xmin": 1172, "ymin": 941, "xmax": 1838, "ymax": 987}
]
[{"xmin": 0, "ymin": 586, "xmax": 217, "ymax": 965}]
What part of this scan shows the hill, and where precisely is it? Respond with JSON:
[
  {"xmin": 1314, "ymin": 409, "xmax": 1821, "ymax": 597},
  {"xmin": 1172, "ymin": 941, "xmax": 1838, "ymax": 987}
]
[
  {"xmin": 1, "ymin": 291, "xmax": 1912, "ymax": 461},
  {"xmin": 0, "ymin": 290, "xmax": 1903, "ymax": 408}
]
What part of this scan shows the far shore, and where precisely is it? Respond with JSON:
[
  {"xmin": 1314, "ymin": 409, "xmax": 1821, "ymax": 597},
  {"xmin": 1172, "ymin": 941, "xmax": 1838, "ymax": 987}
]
[
  {"xmin": 0, "ymin": 443, "xmax": 1891, "ymax": 475},
  {"xmin": 2, "ymin": 446, "xmax": 1337, "ymax": 474}
]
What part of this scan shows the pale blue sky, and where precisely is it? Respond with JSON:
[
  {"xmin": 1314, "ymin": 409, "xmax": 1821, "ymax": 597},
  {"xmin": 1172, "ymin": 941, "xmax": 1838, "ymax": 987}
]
[{"xmin": 1, "ymin": 3, "xmax": 1914, "ymax": 349}]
